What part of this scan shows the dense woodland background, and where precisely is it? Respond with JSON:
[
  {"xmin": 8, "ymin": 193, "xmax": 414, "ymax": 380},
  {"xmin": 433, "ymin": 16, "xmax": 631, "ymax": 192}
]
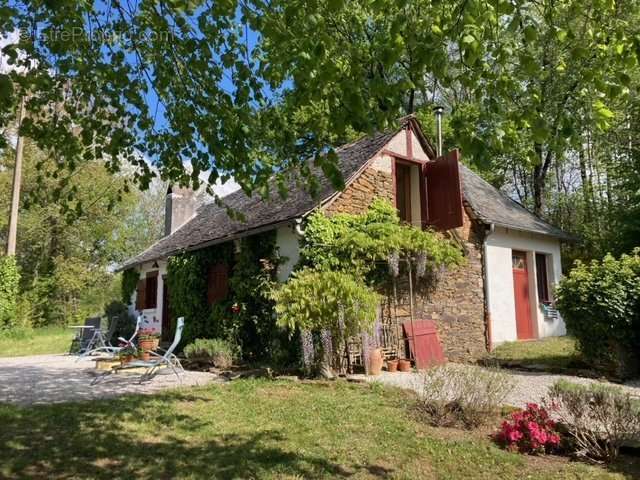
[
  {"xmin": 0, "ymin": 140, "xmax": 166, "ymax": 326},
  {"xmin": 1, "ymin": 0, "xmax": 639, "ymax": 328}
]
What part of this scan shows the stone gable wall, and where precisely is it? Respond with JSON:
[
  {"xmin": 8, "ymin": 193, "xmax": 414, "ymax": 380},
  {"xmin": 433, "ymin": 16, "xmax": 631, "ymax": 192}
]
[
  {"xmin": 324, "ymin": 166, "xmax": 394, "ymax": 215},
  {"xmin": 322, "ymin": 162, "xmax": 488, "ymax": 362}
]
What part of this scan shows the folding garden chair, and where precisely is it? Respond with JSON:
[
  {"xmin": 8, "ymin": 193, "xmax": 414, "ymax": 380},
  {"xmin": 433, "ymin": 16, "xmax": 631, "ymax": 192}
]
[
  {"xmin": 68, "ymin": 317, "xmax": 103, "ymax": 354},
  {"xmin": 92, "ymin": 317, "xmax": 185, "ymax": 385},
  {"xmin": 78, "ymin": 315, "xmax": 142, "ymax": 361}
]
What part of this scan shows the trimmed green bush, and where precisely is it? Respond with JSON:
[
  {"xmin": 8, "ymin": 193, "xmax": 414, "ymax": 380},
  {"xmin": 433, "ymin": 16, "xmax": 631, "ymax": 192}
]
[
  {"xmin": 0, "ymin": 256, "xmax": 20, "ymax": 331},
  {"xmin": 184, "ymin": 338, "xmax": 237, "ymax": 368},
  {"xmin": 556, "ymin": 249, "xmax": 640, "ymax": 378}
]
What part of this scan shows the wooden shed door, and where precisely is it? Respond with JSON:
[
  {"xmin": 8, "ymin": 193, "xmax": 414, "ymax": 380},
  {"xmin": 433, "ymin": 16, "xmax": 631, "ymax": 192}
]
[{"xmin": 512, "ymin": 251, "xmax": 534, "ymax": 340}]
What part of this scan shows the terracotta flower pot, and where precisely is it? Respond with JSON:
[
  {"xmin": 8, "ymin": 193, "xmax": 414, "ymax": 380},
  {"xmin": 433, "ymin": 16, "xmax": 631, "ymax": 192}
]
[
  {"xmin": 120, "ymin": 355, "xmax": 134, "ymax": 366},
  {"xmin": 397, "ymin": 359, "xmax": 412, "ymax": 372},
  {"xmin": 139, "ymin": 339, "xmax": 155, "ymax": 352},
  {"xmin": 368, "ymin": 348, "xmax": 384, "ymax": 376},
  {"xmin": 139, "ymin": 351, "xmax": 150, "ymax": 361},
  {"xmin": 150, "ymin": 338, "xmax": 160, "ymax": 350},
  {"xmin": 387, "ymin": 359, "xmax": 398, "ymax": 372}
]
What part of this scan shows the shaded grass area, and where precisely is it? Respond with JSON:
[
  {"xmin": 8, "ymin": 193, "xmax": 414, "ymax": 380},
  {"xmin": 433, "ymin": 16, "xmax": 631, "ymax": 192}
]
[
  {"xmin": 0, "ymin": 379, "xmax": 636, "ymax": 479},
  {"xmin": 489, "ymin": 336, "xmax": 586, "ymax": 371},
  {"xmin": 0, "ymin": 326, "xmax": 73, "ymax": 357}
]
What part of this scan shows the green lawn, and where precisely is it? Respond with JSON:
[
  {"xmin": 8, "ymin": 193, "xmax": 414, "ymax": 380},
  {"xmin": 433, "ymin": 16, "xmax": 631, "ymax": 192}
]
[
  {"xmin": 489, "ymin": 336, "xmax": 585, "ymax": 371},
  {"xmin": 0, "ymin": 380, "xmax": 636, "ymax": 479},
  {"xmin": 0, "ymin": 326, "xmax": 74, "ymax": 357}
]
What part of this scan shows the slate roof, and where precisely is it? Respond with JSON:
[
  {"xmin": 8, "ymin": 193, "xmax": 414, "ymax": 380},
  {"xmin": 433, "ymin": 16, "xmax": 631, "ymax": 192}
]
[
  {"xmin": 121, "ymin": 126, "xmax": 572, "ymax": 269},
  {"xmin": 120, "ymin": 130, "xmax": 397, "ymax": 269},
  {"xmin": 460, "ymin": 164, "xmax": 574, "ymax": 240}
]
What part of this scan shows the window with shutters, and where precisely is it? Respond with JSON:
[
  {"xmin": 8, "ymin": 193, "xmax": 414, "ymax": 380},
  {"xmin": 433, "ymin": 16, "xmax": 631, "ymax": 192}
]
[
  {"xmin": 395, "ymin": 160, "xmax": 425, "ymax": 226},
  {"xmin": 535, "ymin": 253, "xmax": 550, "ymax": 303},
  {"xmin": 145, "ymin": 271, "xmax": 158, "ymax": 309},
  {"xmin": 207, "ymin": 263, "xmax": 229, "ymax": 305}
]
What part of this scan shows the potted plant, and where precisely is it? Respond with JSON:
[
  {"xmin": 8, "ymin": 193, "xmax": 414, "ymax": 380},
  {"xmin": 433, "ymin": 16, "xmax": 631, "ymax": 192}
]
[
  {"xmin": 387, "ymin": 358, "xmax": 398, "ymax": 372},
  {"xmin": 397, "ymin": 358, "xmax": 411, "ymax": 372},
  {"xmin": 118, "ymin": 345, "xmax": 138, "ymax": 366},
  {"xmin": 138, "ymin": 329, "xmax": 160, "ymax": 353}
]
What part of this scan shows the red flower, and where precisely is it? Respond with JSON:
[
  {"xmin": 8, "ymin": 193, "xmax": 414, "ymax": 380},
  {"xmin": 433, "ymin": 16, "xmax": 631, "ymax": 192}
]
[{"xmin": 493, "ymin": 404, "xmax": 561, "ymax": 455}]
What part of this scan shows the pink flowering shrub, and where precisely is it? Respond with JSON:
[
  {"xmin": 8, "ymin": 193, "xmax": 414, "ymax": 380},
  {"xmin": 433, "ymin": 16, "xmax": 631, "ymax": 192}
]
[{"xmin": 494, "ymin": 403, "xmax": 561, "ymax": 454}]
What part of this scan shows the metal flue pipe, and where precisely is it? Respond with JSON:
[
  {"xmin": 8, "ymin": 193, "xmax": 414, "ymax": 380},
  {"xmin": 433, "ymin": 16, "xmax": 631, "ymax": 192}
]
[{"xmin": 433, "ymin": 105, "xmax": 444, "ymax": 157}]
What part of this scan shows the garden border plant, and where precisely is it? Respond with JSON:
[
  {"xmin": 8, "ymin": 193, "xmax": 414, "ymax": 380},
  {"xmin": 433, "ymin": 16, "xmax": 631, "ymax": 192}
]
[
  {"xmin": 546, "ymin": 380, "xmax": 640, "ymax": 463},
  {"xmin": 415, "ymin": 364, "xmax": 515, "ymax": 429},
  {"xmin": 556, "ymin": 249, "xmax": 640, "ymax": 378}
]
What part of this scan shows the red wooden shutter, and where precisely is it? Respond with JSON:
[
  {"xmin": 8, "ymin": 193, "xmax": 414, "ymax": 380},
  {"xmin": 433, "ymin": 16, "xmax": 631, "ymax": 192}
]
[
  {"xmin": 207, "ymin": 263, "xmax": 229, "ymax": 305},
  {"xmin": 423, "ymin": 149, "xmax": 464, "ymax": 230},
  {"xmin": 135, "ymin": 279, "xmax": 146, "ymax": 310}
]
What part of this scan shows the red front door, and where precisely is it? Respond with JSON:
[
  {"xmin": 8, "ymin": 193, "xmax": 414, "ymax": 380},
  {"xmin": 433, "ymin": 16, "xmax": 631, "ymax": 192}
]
[{"xmin": 512, "ymin": 251, "xmax": 535, "ymax": 340}]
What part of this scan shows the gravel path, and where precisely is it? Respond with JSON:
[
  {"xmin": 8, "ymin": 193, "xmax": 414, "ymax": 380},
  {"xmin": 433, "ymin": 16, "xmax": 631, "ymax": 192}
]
[
  {"xmin": 358, "ymin": 364, "xmax": 640, "ymax": 408},
  {"xmin": 0, "ymin": 354, "xmax": 221, "ymax": 405}
]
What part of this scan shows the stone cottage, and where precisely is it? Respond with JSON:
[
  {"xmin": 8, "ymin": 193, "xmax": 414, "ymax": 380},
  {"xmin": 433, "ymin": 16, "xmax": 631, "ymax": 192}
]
[{"xmin": 120, "ymin": 117, "xmax": 572, "ymax": 362}]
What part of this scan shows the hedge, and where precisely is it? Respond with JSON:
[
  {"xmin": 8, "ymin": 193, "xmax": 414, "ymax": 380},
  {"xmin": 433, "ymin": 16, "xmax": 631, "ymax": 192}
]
[{"xmin": 556, "ymin": 249, "xmax": 640, "ymax": 378}]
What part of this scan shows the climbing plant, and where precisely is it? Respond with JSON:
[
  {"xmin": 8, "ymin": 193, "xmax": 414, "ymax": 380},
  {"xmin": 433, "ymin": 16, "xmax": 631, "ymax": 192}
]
[
  {"xmin": 166, "ymin": 242, "xmax": 234, "ymax": 345},
  {"xmin": 227, "ymin": 231, "xmax": 290, "ymax": 362},
  {"xmin": 120, "ymin": 268, "xmax": 140, "ymax": 305},
  {"xmin": 300, "ymin": 199, "xmax": 464, "ymax": 283},
  {"xmin": 273, "ymin": 268, "xmax": 380, "ymax": 338},
  {"xmin": 166, "ymin": 232, "xmax": 290, "ymax": 361}
]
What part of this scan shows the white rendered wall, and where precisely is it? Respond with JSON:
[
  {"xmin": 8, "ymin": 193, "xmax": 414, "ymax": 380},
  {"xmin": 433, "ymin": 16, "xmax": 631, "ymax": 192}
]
[
  {"xmin": 128, "ymin": 259, "xmax": 167, "ymax": 335},
  {"xmin": 276, "ymin": 223, "xmax": 301, "ymax": 282},
  {"xmin": 485, "ymin": 227, "xmax": 565, "ymax": 345}
]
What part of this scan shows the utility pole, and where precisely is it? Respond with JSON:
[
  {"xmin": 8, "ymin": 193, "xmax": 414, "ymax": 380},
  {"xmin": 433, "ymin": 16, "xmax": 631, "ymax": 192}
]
[{"xmin": 7, "ymin": 96, "xmax": 26, "ymax": 256}]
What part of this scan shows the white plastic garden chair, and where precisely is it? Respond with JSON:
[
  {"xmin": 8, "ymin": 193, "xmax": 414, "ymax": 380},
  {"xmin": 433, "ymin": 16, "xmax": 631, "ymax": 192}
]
[
  {"xmin": 94, "ymin": 317, "xmax": 185, "ymax": 385},
  {"xmin": 78, "ymin": 315, "xmax": 142, "ymax": 361}
]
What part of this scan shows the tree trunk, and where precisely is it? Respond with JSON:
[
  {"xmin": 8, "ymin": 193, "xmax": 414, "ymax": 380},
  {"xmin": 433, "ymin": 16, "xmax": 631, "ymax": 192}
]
[
  {"xmin": 533, "ymin": 165, "xmax": 545, "ymax": 215},
  {"xmin": 579, "ymin": 145, "xmax": 591, "ymax": 222}
]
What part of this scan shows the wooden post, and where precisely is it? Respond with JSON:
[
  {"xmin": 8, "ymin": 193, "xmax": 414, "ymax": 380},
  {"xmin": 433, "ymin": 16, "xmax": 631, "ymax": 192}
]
[
  {"xmin": 7, "ymin": 96, "xmax": 26, "ymax": 256},
  {"xmin": 407, "ymin": 257, "xmax": 417, "ymax": 361}
]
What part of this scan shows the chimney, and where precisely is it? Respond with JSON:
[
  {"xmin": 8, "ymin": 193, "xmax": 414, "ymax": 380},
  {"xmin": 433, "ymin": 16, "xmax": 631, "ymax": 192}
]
[
  {"xmin": 165, "ymin": 186, "xmax": 197, "ymax": 236},
  {"xmin": 433, "ymin": 105, "xmax": 444, "ymax": 157}
]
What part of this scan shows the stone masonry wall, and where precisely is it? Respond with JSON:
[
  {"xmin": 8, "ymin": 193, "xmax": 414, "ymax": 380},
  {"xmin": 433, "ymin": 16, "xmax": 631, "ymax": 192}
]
[
  {"xmin": 322, "ymin": 163, "xmax": 488, "ymax": 362},
  {"xmin": 414, "ymin": 207, "xmax": 487, "ymax": 361},
  {"xmin": 325, "ymin": 166, "xmax": 394, "ymax": 215}
]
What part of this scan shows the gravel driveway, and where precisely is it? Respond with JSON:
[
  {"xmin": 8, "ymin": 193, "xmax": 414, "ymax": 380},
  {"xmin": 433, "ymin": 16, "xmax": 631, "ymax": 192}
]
[
  {"xmin": 360, "ymin": 365, "xmax": 640, "ymax": 408},
  {"xmin": 0, "ymin": 354, "xmax": 220, "ymax": 405}
]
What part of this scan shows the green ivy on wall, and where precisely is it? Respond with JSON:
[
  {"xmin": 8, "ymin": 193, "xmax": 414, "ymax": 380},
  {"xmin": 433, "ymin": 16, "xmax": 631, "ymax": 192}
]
[
  {"xmin": 166, "ymin": 242, "xmax": 234, "ymax": 345},
  {"xmin": 165, "ymin": 232, "xmax": 293, "ymax": 362},
  {"xmin": 121, "ymin": 268, "xmax": 140, "ymax": 304},
  {"xmin": 228, "ymin": 231, "xmax": 293, "ymax": 362}
]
